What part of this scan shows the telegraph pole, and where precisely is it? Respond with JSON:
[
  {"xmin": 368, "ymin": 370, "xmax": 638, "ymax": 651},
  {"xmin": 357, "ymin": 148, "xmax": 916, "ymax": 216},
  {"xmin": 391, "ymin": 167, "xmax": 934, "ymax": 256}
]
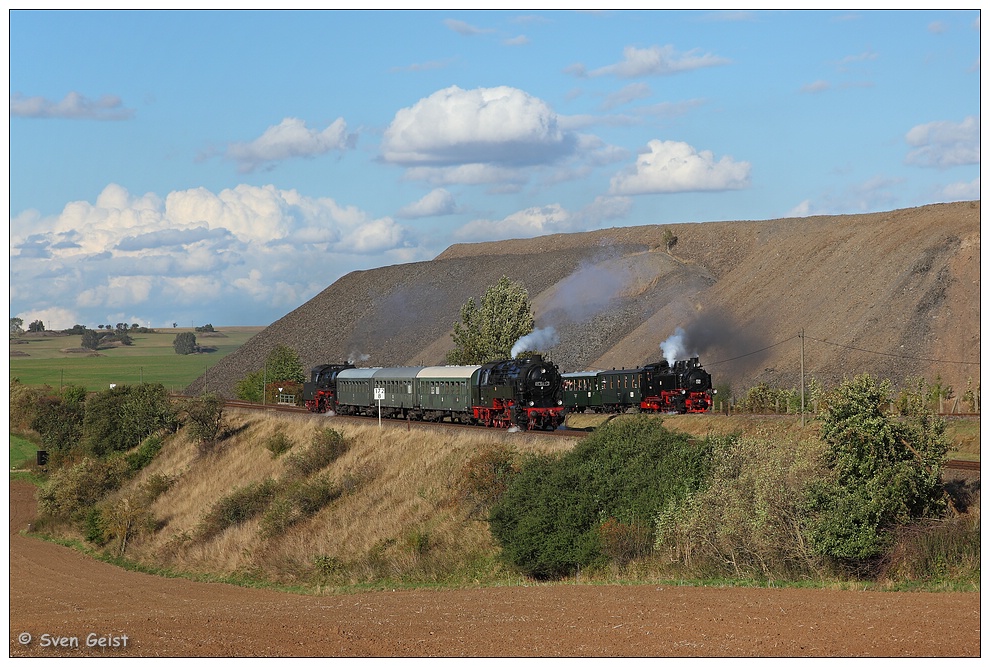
[{"xmin": 800, "ymin": 329, "xmax": 806, "ymax": 427}]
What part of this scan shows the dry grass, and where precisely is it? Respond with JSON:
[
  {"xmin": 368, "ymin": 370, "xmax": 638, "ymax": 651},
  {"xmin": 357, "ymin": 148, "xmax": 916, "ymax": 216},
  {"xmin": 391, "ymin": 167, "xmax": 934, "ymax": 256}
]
[{"xmin": 125, "ymin": 412, "xmax": 578, "ymax": 587}]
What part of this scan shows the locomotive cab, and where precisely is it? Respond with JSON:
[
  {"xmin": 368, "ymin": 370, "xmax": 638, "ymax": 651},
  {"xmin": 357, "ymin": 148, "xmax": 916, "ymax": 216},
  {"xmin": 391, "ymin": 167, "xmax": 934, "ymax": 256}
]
[{"xmin": 303, "ymin": 363, "xmax": 355, "ymax": 413}]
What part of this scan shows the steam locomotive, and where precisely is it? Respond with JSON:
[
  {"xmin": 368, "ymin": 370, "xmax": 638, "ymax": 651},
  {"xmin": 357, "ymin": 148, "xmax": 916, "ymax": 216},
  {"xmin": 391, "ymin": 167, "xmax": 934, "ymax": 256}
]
[
  {"xmin": 303, "ymin": 355, "xmax": 565, "ymax": 430},
  {"xmin": 562, "ymin": 357, "xmax": 715, "ymax": 414}
]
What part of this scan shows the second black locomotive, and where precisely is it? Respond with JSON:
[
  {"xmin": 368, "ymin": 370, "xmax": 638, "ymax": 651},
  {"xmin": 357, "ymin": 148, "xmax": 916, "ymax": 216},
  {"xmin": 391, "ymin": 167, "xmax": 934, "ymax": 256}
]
[{"xmin": 562, "ymin": 356, "xmax": 715, "ymax": 414}]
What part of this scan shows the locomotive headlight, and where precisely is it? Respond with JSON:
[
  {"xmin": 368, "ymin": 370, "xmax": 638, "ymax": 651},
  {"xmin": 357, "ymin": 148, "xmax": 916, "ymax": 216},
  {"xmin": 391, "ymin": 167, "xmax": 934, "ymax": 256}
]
[
  {"xmin": 712, "ymin": 389, "xmax": 718, "ymax": 394},
  {"xmin": 529, "ymin": 401, "xmax": 535, "ymax": 406}
]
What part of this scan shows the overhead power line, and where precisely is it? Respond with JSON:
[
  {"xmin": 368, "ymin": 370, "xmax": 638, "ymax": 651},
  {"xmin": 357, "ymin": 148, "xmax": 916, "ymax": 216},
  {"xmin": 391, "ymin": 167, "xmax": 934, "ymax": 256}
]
[
  {"xmin": 707, "ymin": 332, "xmax": 979, "ymax": 367},
  {"xmin": 708, "ymin": 335, "xmax": 798, "ymax": 366},
  {"xmin": 803, "ymin": 335, "xmax": 981, "ymax": 366}
]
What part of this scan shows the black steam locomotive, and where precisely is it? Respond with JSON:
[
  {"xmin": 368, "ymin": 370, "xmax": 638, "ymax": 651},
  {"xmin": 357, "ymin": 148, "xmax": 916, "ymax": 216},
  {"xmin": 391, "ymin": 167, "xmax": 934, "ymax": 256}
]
[
  {"xmin": 562, "ymin": 356, "xmax": 715, "ymax": 414},
  {"xmin": 303, "ymin": 356, "xmax": 565, "ymax": 430}
]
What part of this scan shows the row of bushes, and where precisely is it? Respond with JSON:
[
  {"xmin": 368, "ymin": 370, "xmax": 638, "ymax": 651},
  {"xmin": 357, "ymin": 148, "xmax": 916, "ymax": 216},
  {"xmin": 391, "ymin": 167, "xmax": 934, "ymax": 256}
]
[
  {"xmin": 477, "ymin": 374, "xmax": 968, "ymax": 583},
  {"xmin": 11, "ymin": 379, "xmax": 179, "ymax": 466},
  {"xmin": 196, "ymin": 427, "xmax": 350, "ymax": 541},
  {"xmin": 724, "ymin": 375, "xmax": 979, "ymax": 415}
]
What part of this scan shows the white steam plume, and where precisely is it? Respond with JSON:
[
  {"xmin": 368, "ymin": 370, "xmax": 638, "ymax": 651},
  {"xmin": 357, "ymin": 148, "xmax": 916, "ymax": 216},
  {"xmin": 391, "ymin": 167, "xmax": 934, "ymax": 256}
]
[
  {"xmin": 347, "ymin": 351, "xmax": 371, "ymax": 365},
  {"xmin": 511, "ymin": 326, "xmax": 559, "ymax": 358},
  {"xmin": 660, "ymin": 327, "xmax": 686, "ymax": 365}
]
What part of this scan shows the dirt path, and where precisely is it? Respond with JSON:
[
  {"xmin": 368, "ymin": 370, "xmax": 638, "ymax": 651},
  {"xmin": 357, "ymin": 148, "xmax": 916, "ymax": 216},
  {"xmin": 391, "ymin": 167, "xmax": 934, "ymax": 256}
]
[{"xmin": 7, "ymin": 481, "xmax": 980, "ymax": 657}]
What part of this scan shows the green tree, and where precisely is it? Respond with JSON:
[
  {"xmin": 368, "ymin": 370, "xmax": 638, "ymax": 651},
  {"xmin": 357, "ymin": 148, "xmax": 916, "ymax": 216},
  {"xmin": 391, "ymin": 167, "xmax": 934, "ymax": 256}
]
[
  {"xmin": 81, "ymin": 329, "xmax": 101, "ymax": 350},
  {"xmin": 9, "ymin": 317, "xmax": 24, "ymax": 335},
  {"xmin": 82, "ymin": 383, "xmax": 177, "ymax": 457},
  {"xmin": 184, "ymin": 392, "xmax": 226, "ymax": 453},
  {"xmin": 173, "ymin": 331, "xmax": 197, "ymax": 355},
  {"xmin": 661, "ymin": 228, "xmax": 678, "ymax": 253},
  {"xmin": 265, "ymin": 344, "xmax": 306, "ymax": 384},
  {"xmin": 31, "ymin": 390, "xmax": 86, "ymax": 460},
  {"xmin": 446, "ymin": 276, "xmax": 534, "ymax": 364},
  {"xmin": 802, "ymin": 374, "xmax": 949, "ymax": 567},
  {"xmin": 28, "ymin": 319, "xmax": 45, "ymax": 332},
  {"xmin": 235, "ymin": 369, "xmax": 265, "ymax": 402}
]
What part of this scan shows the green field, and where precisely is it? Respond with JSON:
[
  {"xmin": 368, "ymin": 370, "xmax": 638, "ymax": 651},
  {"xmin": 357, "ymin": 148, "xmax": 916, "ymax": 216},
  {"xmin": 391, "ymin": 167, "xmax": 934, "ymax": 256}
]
[{"xmin": 9, "ymin": 327, "xmax": 263, "ymax": 393}]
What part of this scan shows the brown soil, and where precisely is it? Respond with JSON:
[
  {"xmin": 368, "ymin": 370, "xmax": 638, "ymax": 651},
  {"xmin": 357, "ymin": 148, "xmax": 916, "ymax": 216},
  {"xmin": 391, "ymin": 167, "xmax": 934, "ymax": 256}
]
[{"xmin": 8, "ymin": 481, "xmax": 979, "ymax": 658}]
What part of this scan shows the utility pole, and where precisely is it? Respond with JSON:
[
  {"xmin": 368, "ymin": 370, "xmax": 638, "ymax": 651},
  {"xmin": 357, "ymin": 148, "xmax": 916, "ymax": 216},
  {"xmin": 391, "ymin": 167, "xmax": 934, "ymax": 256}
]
[{"xmin": 800, "ymin": 329, "xmax": 806, "ymax": 427}]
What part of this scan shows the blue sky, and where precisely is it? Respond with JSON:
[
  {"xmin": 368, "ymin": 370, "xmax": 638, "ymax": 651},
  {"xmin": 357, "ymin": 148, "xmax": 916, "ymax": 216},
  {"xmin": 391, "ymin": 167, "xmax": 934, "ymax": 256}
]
[{"xmin": 8, "ymin": 9, "xmax": 982, "ymax": 330}]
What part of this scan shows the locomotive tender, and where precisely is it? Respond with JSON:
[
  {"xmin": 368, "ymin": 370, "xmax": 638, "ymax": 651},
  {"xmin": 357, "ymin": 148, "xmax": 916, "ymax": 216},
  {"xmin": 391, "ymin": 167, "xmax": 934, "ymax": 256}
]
[
  {"xmin": 562, "ymin": 357, "xmax": 715, "ymax": 414},
  {"xmin": 303, "ymin": 355, "xmax": 565, "ymax": 430}
]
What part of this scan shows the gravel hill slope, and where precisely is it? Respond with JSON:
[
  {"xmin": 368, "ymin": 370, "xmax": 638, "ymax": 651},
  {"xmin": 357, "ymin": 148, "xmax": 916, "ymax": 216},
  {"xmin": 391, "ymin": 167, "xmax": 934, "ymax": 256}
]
[{"xmin": 186, "ymin": 201, "xmax": 980, "ymax": 400}]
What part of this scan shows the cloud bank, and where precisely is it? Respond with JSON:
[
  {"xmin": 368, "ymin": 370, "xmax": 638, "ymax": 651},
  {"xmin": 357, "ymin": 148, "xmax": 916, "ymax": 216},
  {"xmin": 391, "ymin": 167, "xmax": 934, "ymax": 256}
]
[{"xmin": 9, "ymin": 183, "xmax": 417, "ymax": 329}]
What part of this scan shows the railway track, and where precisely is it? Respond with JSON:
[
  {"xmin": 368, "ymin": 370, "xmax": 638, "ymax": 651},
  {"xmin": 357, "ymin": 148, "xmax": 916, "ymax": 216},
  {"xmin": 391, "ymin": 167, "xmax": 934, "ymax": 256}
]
[{"xmin": 222, "ymin": 400, "xmax": 981, "ymax": 469}]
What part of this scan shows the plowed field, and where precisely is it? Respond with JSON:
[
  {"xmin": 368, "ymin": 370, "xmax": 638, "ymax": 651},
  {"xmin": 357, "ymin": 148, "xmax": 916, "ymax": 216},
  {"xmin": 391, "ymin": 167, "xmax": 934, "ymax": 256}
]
[{"xmin": 8, "ymin": 481, "xmax": 980, "ymax": 657}]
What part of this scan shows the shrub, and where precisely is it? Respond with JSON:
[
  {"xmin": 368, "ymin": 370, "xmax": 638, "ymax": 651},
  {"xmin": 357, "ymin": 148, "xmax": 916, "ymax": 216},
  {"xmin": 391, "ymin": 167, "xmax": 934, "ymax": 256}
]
[
  {"xmin": 184, "ymin": 392, "xmax": 226, "ymax": 454},
  {"xmin": 125, "ymin": 434, "xmax": 164, "ymax": 472},
  {"xmin": 199, "ymin": 479, "xmax": 277, "ymax": 540},
  {"xmin": 9, "ymin": 378, "xmax": 48, "ymax": 431},
  {"xmin": 736, "ymin": 383, "xmax": 798, "ymax": 414},
  {"xmin": 458, "ymin": 444, "xmax": 518, "ymax": 518},
  {"xmin": 83, "ymin": 383, "xmax": 177, "ymax": 456},
  {"xmin": 656, "ymin": 434, "xmax": 825, "ymax": 579},
  {"xmin": 31, "ymin": 395, "xmax": 85, "ymax": 458},
  {"xmin": 235, "ymin": 370, "xmax": 264, "ymax": 403},
  {"xmin": 37, "ymin": 456, "xmax": 130, "ymax": 524},
  {"xmin": 405, "ymin": 528, "xmax": 432, "ymax": 556},
  {"xmin": 598, "ymin": 517, "xmax": 653, "ymax": 566},
  {"xmin": 259, "ymin": 474, "xmax": 340, "ymax": 539},
  {"xmin": 141, "ymin": 473, "xmax": 174, "ymax": 502},
  {"xmin": 802, "ymin": 374, "xmax": 949, "ymax": 572},
  {"xmin": 878, "ymin": 515, "xmax": 981, "ymax": 585},
  {"xmin": 97, "ymin": 493, "xmax": 156, "ymax": 556},
  {"xmin": 489, "ymin": 416, "xmax": 713, "ymax": 580},
  {"xmin": 285, "ymin": 428, "xmax": 348, "ymax": 479},
  {"xmin": 263, "ymin": 431, "xmax": 294, "ymax": 458}
]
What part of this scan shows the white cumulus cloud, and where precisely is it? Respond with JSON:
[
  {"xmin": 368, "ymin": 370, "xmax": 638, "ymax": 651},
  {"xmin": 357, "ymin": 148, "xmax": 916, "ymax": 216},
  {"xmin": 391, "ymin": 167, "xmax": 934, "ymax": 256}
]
[
  {"xmin": 397, "ymin": 189, "xmax": 461, "ymax": 219},
  {"xmin": 382, "ymin": 85, "xmax": 577, "ymax": 173},
  {"xmin": 225, "ymin": 117, "xmax": 356, "ymax": 173},
  {"xmin": 905, "ymin": 116, "xmax": 979, "ymax": 168},
  {"xmin": 10, "ymin": 183, "xmax": 415, "ymax": 327},
  {"xmin": 609, "ymin": 140, "xmax": 751, "ymax": 195},
  {"xmin": 453, "ymin": 196, "xmax": 631, "ymax": 243}
]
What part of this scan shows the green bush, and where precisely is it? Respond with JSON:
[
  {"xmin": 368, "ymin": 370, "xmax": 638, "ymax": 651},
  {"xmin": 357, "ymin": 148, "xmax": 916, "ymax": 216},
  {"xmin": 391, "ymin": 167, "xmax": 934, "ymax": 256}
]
[
  {"xmin": 125, "ymin": 434, "xmax": 164, "ymax": 472},
  {"xmin": 37, "ymin": 456, "xmax": 130, "ymax": 524},
  {"xmin": 9, "ymin": 378, "xmax": 48, "ymax": 431},
  {"xmin": 199, "ymin": 479, "xmax": 277, "ymax": 540},
  {"xmin": 802, "ymin": 374, "xmax": 949, "ymax": 572},
  {"xmin": 263, "ymin": 431, "xmax": 294, "ymax": 458},
  {"xmin": 235, "ymin": 370, "xmax": 264, "ymax": 403},
  {"xmin": 259, "ymin": 474, "xmax": 340, "ymax": 539},
  {"xmin": 184, "ymin": 392, "xmax": 226, "ymax": 453},
  {"xmin": 285, "ymin": 427, "xmax": 348, "ymax": 479},
  {"xmin": 489, "ymin": 416, "xmax": 713, "ymax": 580},
  {"xmin": 458, "ymin": 444, "xmax": 518, "ymax": 518},
  {"xmin": 83, "ymin": 383, "xmax": 177, "ymax": 456},
  {"xmin": 656, "ymin": 433, "xmax": 825, "ymax": 579},
  {"xmin": 31, "ymin": 394, "xmax": 85, "ymax": 459}
]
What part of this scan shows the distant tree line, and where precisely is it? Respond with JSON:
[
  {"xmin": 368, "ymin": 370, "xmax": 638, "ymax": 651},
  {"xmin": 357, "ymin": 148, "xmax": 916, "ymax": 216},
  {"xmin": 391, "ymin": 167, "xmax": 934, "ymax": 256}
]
[{"xmin": 9, "ymin": 318, "xmax": 156, "ymax": 339}]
